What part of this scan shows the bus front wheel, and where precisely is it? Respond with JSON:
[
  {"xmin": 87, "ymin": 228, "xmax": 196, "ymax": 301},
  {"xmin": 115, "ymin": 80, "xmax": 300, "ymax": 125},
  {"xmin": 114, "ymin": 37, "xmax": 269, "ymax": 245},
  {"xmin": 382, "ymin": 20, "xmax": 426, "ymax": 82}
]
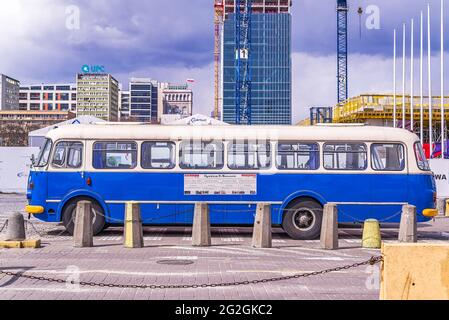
[
  {"xmin": 62, "ymin": 198, "xmax": 106, "ymax": 236},
  {"xmin": 282, "ymin": 199, "xmax": 323, "ymax": 240}
]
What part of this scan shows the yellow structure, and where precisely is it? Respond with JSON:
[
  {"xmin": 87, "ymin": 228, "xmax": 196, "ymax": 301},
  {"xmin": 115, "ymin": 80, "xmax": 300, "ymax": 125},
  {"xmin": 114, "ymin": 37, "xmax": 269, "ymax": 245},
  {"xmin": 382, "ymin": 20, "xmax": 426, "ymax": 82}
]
[
  {"xmin": 333, "ymin": 94, "xmax": 449, "ymax": 124},
  {"xmin": 362, "ymin": 219, "xmax": 382, "ymax": 249},
  {"xmin": 380, "ymin": 243, "xmax": 449, "ymax": 300},
  {"xmin": 0, "ymin": 239, "xmax": 41, "ymax": 249}
]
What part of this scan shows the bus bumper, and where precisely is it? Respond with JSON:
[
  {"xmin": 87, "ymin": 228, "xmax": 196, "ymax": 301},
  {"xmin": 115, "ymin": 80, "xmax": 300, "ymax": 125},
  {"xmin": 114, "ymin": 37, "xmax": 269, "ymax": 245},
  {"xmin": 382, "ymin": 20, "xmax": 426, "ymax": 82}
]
[
  {"xmin": 25, "ymin": 206, "xmax": 45, "ymax": 215},
  {"xmin": 423, "ymin": 209, "xmax": 438, "ymax": 218}
]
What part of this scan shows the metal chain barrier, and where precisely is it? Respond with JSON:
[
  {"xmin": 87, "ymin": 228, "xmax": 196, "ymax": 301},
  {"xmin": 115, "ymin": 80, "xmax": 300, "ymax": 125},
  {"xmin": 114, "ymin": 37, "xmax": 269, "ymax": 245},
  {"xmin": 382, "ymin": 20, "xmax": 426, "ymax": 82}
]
[{"xmin": 0, "ymin": 256, "xmax": 382, "ymax": 290}]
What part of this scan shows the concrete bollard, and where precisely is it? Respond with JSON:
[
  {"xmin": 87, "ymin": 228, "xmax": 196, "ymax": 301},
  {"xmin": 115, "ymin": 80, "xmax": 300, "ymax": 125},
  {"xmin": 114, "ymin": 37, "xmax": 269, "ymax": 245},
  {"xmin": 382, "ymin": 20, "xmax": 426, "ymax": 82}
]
[
  {"xmin": 398, "ymin": 205, "xmax": 417, "ymax": 243},
  {"xmin": 444, "ymin": 200, "xmax": 449, "ymax": 217},
  {"xmin": 362, "ymin": 219, "xmax": 382, "ymax": 249},
  {"xmin": 5, "ymin": 212, "xmax": 26, "ymax": 241},
  {"xmin": 252, "ymin": 203, "xmax": 272, "ymax": 249},
  {"xmin": 192, "ymin": 203, "xmax": 211, "ymax": 247},
  {"xmin": 320, "ymin": 203, "xmax": 339, "ymax": 250},
  {"xmin": 73, "ymin": 201, "xmax": 94, "ymax": 248},
  {"xmin": 124, "ymin": 202, "xmax": 144, "ymax": 248}
]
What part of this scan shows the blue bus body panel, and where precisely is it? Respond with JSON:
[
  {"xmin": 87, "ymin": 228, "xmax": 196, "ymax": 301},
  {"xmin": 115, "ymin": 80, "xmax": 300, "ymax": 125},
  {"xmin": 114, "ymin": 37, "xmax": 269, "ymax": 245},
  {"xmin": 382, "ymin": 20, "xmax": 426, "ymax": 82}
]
[{"xmin": 28, "ymin": 171, "xmax": 435, "ymax": 225}]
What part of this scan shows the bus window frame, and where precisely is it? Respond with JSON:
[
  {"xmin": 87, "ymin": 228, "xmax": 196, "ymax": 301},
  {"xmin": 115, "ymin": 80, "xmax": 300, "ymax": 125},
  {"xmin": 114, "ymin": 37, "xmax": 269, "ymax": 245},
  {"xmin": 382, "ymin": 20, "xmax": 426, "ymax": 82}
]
[
  {"xmin": 35, "ymin": 139, "xmax": 53, "ymax": 168},
  {"xmin": 50, "ymin": 140, "xmax": 84, "ymax": 170},
  {"xmin": 275, "ymin": 141, "xmax": 320, "ymax": 171},
  {"xmin": 141, "ymin": 141, "xmax": 176, "ymax": 170},
  {"xmin": 370, "ymin": 143, "xmax": 407, "ymax": 172},
  {"xmin": 323, "ymin": 142, "xmax": 368, "ymax": 171},
  {"xmin": 414, "ymin": 142, "xmax": 431, "ymax": 171},
  {"xmin": 92, "ymin": 141, "xmax": 138, "ymax": 170},
  {"xmin": 179, "ymin": 140, "xmax": 225, "ymax": 170},
  {"xmin": 227, "ymin": 140, "xmax": 272, "ymax": 171}
]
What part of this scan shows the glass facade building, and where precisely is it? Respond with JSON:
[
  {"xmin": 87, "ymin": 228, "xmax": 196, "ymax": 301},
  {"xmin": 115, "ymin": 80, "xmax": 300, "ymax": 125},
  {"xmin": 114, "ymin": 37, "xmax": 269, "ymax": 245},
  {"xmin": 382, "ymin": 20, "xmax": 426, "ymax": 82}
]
[
  {"xmin": 129, "ymin": 79, "xmax": 158, "ymax": 123},
  {"xmin": 222, "ymin": 12, "xmax": 292, "ymax": 125}
]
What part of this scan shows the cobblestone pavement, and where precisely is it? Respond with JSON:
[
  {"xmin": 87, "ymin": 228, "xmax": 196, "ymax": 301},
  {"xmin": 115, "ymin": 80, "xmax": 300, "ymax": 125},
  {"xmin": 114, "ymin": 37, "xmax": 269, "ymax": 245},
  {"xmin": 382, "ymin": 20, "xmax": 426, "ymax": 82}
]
[{"xmin": 0, "ymin": 194, "xmax": 448, "ymax": 300}]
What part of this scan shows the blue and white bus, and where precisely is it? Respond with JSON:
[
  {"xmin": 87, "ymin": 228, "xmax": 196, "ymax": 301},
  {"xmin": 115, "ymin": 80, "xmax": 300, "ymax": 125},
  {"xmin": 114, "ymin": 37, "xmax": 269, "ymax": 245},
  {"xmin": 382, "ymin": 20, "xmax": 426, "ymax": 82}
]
[{"xmin": 26, "ymin": 124, "xmax": 437, "ymax": 240}]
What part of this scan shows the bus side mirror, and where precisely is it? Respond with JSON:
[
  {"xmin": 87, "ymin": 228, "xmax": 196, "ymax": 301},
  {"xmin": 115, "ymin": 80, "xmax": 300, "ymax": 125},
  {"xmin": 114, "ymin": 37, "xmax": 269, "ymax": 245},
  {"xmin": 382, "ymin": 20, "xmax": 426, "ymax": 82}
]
[{"xmin": 30, "ymin": 154, "xmax": 36, "ymax": 167}]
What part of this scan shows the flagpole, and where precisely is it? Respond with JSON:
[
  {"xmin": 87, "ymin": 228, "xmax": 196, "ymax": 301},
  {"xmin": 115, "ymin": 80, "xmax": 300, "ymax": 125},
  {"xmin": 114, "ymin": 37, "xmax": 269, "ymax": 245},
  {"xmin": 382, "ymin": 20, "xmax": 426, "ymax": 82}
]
[
  {"xmin": 411, "ymin": 19, "xmax": 415, "ymax": 132},
  {"xmin": 441, "ymin": 0, "xmax": 445, "ymax": 158},
  {"xmin": 420, "ymin": 11, "xmax": 424, "ymax": 145},
  {"xmin": 402, "ymin": 23, "xmax": 407, "ymax": 129},
  {"xmin": 428, "ymin": 4, "xmax": 433, "ymax": 157},
  {"xmin": 394, "ymin": 29, "xmax": 397, "ymax": 128}
]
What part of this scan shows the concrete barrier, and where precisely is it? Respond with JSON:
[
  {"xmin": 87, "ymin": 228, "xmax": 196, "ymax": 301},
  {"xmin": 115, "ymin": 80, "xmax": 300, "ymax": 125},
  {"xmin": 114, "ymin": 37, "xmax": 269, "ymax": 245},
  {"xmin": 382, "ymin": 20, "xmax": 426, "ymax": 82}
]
[
  {"xmin": 192, "ymin": 203, "xmax": 211, "ymax": 247},
  {"xmin": 0, "ymin": 213, "xmax": 41, "ymax": 249},
  {"xmin": 362, "ymin": 219, "xmax": 381, "ymax": 249},
  {"xmin": 252, "ymin": 203, "xmax": 272, "ymax": 249},
  {"xmin": 398, "ymin": 205, "xmax": 417, "ymax": 243},
  {"xmin": 73, "ymin": 201, "xmax": 94, "ymax": 248},
  {"xmin": 446, "ymin": 200, "xmax": 449, "ymax": 217},
  {"xmin": 320, "ymin": 203, "xmax": 339, "ymax": 250},
  {"xmin": 124, "ymin": 202, "xmax": 144, "ymax": 249},
  {"xmin": 380, "ymin": 243, "xmax": 449, "ymax": 300}
]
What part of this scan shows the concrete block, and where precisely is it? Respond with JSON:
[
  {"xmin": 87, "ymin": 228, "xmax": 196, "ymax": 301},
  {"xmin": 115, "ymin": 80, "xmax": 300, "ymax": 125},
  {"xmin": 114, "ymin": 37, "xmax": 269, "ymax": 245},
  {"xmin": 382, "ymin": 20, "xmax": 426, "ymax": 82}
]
[
  {"xmin": 21, "ymin": 239, "xmax": 41, "ymax": 249},
  {"xmin": 5, "ymin": 212, "xmax": 26, "ymax": 241},
  {"xmin": 399, "ymin": 205, "xmax": 417, "ymax": 243},
  {"xmin": 380, "ymin": 243, "xmax": 449, "ymax": 300},
  {"xmin": 192, "ymin": 203, "xmax": 211, "ymax": 247},
  {"xmin": 124, "ymin": 202, "xmax": 144, "ymax": 249},
  {"xmin": 252, "ymin": 203, "xmax": 272, "ymax": 249},
  {"xmin": 0, "ymin": 241, "xmax": 22, "ymax": 249},
  {"xmin": 320, "ymin": 203, "xmax": 339, "ymax": 250},
  {"xmin": 446, "ymin": 200, "xmax": 449, "ymax": 217},
  {"xmin": 73, "ymin": 201, "xmax": 94, "ymax": 248},
  {"xmin": 362, "ymin": 219, "xmax": 381, "ymax": 249}
]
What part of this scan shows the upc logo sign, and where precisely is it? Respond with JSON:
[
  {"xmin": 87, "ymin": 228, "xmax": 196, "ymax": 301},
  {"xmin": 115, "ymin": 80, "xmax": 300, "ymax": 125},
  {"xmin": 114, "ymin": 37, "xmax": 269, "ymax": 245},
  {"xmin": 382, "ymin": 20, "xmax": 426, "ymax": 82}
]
[{"xmin": 81, "ymin": 65, "xmax": 105, "ymax": 73}]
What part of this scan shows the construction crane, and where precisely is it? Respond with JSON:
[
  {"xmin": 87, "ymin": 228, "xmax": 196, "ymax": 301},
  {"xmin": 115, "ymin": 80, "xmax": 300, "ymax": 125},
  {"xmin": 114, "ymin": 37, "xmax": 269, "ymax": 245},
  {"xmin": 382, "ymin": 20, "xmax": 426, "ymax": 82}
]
[
  {"xmin": 235, "ymin": 0, "xmax": 252, "ymax": 125},
  {"xmin": 337, "ymin": 0, "xmax": 349, "ymax": 104},
  {"xmin": 213, "ymin": 0, "xmax": 224, "ymax": 120}
]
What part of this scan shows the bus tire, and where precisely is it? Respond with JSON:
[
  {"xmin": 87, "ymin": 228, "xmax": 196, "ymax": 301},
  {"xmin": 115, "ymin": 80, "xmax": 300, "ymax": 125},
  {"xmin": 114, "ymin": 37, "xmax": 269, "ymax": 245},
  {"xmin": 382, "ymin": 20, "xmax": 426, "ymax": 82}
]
[
  {"xmin": 282, "ymin": 199, "xmax": 323, "ymax": 240},
  {"xmin": 62, "ymin": 198, "xmax": 106, "ymax": 236}
]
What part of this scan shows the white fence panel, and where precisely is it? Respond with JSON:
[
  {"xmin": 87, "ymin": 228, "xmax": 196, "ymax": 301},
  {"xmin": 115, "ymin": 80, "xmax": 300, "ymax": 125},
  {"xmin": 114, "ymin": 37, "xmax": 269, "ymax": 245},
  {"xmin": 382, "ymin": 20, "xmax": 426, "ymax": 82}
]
[{"xmin": 0, "ymin": 147, "xmax": 39, "ymax": 194}]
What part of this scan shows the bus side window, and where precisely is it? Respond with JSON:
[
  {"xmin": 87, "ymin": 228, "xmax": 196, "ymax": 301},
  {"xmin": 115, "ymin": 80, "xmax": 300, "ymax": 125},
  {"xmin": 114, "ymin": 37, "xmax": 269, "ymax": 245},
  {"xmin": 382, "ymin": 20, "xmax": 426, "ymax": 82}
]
[
  {"xmin": 371, "ymin": 144, "xmax": 405, "ymax": 171},
  {"xmin": 323, "ymin": 143, "xmax": 367, "ymax": 171},
  {"xmin": 179, "ymin": 141, "xmax": 224, "ymax": 170},
  {"xmin": 142, "ymin": 142, "xmax": 176, "ymax": 169},
  {"xmin": 228, "ymin": 141, "xmax": 271, "ymax": 170},
  {"xmin": 51, "ymin": 141, "xmax": 83, "ymax": 169},
  {"xmin": 93, "ymin": 142, "xmax": 137, "ymax": 170},
  {"xmin": 276, "ymin": 142, "xmax": 319, "ymax": 170}
]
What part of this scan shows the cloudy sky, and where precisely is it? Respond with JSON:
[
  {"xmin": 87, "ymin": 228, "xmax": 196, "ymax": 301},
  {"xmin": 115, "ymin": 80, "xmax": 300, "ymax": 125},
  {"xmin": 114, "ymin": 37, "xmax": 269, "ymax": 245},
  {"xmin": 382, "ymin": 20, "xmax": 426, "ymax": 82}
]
[{"xmin": 0, "ymin": 0, "xmax": 448, "ymax": 122}]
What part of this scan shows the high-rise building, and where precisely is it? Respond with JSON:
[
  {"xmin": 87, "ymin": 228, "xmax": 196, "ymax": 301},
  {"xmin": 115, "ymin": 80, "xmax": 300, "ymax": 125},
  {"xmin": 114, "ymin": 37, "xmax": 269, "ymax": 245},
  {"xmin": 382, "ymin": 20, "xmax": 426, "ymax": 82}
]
[
  {"xmin": 119, "ymin": 90, "xmax": 130, "ymax": 121},
  {"xmin": 0, "ymin": 74, "xmax": 20, "ymax": 111},
  {"xmin": 159, "ymin": 83, "xmax": 193, "ymax": 124},
  {"xmin": 222, "ymin": 0, "xmax": 292, "ymax": 125},
  {"xmin": 19, "ymin": 84, "xmax": 77, "ymax": 112},
  {"xmin": 76, "ymin": 74, "xmax": 119, "ymax": 121},
  {"xmin": 129, "ymin": 78, "xmax": 159, "ymax": 123}
]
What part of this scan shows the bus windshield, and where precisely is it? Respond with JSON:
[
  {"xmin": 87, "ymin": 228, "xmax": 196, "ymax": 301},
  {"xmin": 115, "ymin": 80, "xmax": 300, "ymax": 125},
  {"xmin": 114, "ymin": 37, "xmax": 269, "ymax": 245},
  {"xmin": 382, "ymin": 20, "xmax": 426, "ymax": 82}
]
[{"xmin": 36, "ymin": 139, "xmax": 53, "ymax": 167}]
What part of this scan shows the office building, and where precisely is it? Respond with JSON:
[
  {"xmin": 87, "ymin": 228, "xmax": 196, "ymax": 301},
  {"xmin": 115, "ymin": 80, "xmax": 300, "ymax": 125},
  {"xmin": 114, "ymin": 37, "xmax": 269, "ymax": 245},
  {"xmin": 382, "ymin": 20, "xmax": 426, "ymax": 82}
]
[
  {"xmin": 222, "ymin": 0, "xmax": 292, "ymax": 125},
  {"xmin": 0, "ymin": 74, "xmax": 20, "ymax": 111},
  {"xmin": 76, "ymin": 74, "xmax": 119, "ymax": 121},
  {"xmin": 159, "ymin": 83, "xmax": 193, "ymax": 124},
  {"xmin": 129, "ymin": 78, "xmax": 158, "ymax": 123},
  {"xmin": 19, "ymin": 84, "xmax": 77, "ymax": 112},
  {"xmin": 119, "ymin": 90, "xmax": 130, "ymax": 121}
]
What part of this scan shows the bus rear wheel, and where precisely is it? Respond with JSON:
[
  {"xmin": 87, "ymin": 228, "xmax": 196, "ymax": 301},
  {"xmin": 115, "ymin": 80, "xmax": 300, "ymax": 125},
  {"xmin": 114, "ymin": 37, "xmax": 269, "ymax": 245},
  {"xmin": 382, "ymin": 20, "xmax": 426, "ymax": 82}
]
[
  {"xmin": 62, "ymin": 198, "xmax": 106, "ymax": 236},
  {"xmin": 282, "ymin": 199, "xmax": 323, "ymax": 240}
]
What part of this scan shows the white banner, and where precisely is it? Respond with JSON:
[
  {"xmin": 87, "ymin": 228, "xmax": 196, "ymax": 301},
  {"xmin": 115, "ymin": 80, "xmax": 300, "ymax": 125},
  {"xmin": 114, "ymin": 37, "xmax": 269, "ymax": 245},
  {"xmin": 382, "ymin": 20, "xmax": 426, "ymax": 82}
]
[
  {"xmin": 430, "ymin": 159, "xmax": 449, "ymax": 198},
  {"xmin": 0, "ymin": 147, "xmax": 39, "ymax": 194}
]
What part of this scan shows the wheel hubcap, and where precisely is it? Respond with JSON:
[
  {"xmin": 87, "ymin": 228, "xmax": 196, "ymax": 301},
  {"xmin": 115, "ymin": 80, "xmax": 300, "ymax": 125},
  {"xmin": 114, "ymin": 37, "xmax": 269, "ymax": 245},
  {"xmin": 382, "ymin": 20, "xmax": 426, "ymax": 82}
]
[{"xmin": 292, "ymin": 208, "xmax": 316, "ymax": 231}]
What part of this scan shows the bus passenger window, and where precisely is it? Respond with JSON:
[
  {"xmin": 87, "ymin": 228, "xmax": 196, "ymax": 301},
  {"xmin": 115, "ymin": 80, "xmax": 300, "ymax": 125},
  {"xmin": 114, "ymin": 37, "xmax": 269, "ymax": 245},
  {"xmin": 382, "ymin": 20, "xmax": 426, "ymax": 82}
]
[
  {"xmin": 276, "ymin": 142, "xmax": 319, "ymax": 170},
  {"xmin": 142, "ymin": 142, "xmax": 175, "ymax": 169},
  {"xmin": 414, "ymin": 142, "xmax": 431, "ymax": 171},
  {"xmin": 228, "ymin": 142, "xmax": 271, "ymax": 170},
  {"xmin": 51, "ymin": 142, "xmax": 83, "ymax": 169},
  {"xmin": 323, "ymin": 143, "xmax": 367, "ymax": 171},
  {"xmin": 371, "ymin": 144, "xmax": 405, "ymax": 171},
  {"xmin": 93, "ymin": 142, "xmax": 137, "ymax": 170},
  {"xmin": 179, "ymin": 141, "xmax": 224, "ymax": 170}
]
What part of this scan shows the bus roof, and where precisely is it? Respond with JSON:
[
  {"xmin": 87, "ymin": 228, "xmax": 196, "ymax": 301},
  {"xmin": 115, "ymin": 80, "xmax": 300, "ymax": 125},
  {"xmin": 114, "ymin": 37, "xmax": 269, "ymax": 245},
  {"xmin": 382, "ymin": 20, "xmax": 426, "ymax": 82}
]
[{"xmin": 46, "ymin": 124, "xmax": 420, "ymax": 144}]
